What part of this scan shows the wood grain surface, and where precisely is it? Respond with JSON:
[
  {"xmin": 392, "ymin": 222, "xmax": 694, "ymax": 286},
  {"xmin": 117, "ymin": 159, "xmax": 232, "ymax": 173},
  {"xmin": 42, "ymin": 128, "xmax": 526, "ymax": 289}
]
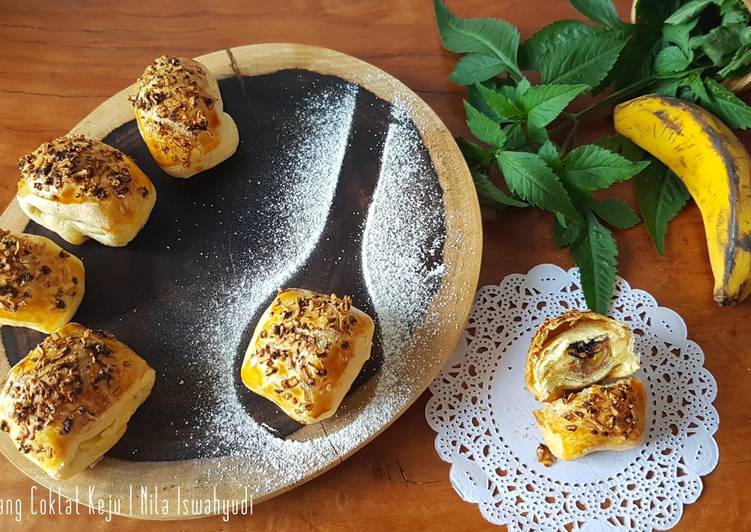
[{"xmin": 0, "ymin": 0, "xmax": 748, "ymax": 530}]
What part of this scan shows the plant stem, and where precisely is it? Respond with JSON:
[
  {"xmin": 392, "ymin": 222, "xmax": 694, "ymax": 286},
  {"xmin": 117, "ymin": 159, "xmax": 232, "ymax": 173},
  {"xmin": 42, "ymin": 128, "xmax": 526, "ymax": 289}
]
[
  {"xmin": 546, "ymin": 76, "xmax": 660, "ymax": 150},
  {"xmin": 561, "ymin": 120, "xmax": 580, "ymax": 153},
  {"xmin": 569, "ymin": 76, "xmax": 658, "ymax": 120},
  {"xmin": 548, "ymin": 119, "xmax": 575, "ymax": 139}
]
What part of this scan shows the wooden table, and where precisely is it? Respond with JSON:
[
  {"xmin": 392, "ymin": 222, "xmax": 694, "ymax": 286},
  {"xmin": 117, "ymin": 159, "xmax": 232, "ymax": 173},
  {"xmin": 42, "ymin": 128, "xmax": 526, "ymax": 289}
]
[{"xmin": 0, "ymin": 1, "xmax": 747, "ymax": 530}]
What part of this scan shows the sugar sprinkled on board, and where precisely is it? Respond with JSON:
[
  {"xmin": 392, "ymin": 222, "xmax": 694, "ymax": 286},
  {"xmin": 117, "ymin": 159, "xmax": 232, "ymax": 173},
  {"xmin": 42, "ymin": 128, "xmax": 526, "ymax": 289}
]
[
  {"xmin": 172, "ymin": 86, "xmax": 454, "ymax": 494},
  {"xmin": 363, "ymin": 106, "xmax": 446, "ymax": 360},
  {"xmin": 187, "ymin": 83, "xmax": 358, "ymax": 459},
  {"xmin": 321, "ymin": 105, "xmax": 452, "ymax": 458}
]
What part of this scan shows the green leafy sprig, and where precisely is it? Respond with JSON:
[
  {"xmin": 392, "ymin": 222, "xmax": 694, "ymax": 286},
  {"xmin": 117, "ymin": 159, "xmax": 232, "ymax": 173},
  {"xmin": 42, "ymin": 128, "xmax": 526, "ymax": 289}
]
[{"xmin": 435, "ymin": 0, "xmax": 751, "ymax": 314}]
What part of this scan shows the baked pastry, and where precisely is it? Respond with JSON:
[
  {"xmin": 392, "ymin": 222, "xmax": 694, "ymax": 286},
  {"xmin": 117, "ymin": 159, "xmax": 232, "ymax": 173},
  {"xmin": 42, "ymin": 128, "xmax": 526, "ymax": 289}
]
[
  {"xmin": 525, "ymin": 310, "xmax": 640, "ymax": 402},
  {"xmin": 0, "ymin": 229, "xmax": 84, "ymax": 333},
  {"xmin": 130, "ymin": 55, "xmax": 239, "ymax": 178},
  {"xmin": 241, "ymin": 288, "xmax": 375, "ymax": 424},
  {"xmin": 536, "ymin": 443, "xmax": 556, "ymax": 467},
  {"xmin": 0, "ymin": 323, "xmax": 155, "ymax": 479},
  {"xmin": 533, "ymin": 377, "xmax": 647, "ymax": 461},
  {"xmin": 17, "ymin": 135, "xmax": 157, "ymax": 247}
]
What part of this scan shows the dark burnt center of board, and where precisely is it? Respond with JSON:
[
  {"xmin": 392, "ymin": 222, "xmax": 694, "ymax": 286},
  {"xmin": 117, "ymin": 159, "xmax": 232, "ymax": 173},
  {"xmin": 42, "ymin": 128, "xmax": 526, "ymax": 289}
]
[{"xmin": 1, "ymin": 69, "xmax": 446, "ymax": 461}]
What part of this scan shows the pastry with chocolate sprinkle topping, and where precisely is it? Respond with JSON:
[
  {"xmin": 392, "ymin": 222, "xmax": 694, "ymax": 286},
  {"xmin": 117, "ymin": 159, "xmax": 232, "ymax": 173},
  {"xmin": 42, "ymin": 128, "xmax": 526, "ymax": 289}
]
[
  {"xmin": 0, "ymin": 229, "xmax": 85, "ymax": 333},
  {"xmin": 0, "ymin": 323, "xmax": 155, "ymax": 479},
  {"xmin": 16, "ymin": 134, "xmax": 156, "ymax": 247},
  {"xmin": 130, "ymin": 55, "xmax": 239, "ymax": 178},
  {"xmin": 533, "ymin": 377, "xmax": 647, "ymax": 461},
  {"xmin": 19, "ymin": 135, "xmax": 132, "ymax": 201},
  {"xmin": 240, "ymin": 288, "xmax": 374, "ymax": 424}
]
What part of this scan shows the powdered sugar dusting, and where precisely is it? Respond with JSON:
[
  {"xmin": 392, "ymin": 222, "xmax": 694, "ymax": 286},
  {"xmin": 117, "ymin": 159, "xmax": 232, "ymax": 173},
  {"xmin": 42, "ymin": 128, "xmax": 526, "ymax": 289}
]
[
  {"xmin": 183, "ymin": 83, "xmax": 358, "ymax": 465},
  {"xmin": 363, "ymin": 106, "xmax": 446, "ymax": 359},
  {"xmin": 143, "ymin": 83, "xmax": 451, "ymax": 495}
]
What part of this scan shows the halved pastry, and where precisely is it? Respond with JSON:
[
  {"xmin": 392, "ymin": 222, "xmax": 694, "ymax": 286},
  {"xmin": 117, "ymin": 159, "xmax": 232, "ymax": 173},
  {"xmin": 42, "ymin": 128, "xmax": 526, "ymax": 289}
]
[
  {"xmin": 533, "ymin": 377, "xmax": 647, "ymax": 461},
  {"xmin": 0, "ymin": 229, "xmax": 84, "ymax": 333},
  {"xmin": 525, "ymin": 310, "xmax": 640, "ymax": 402},
  {"xmin": 17, "ymin": 134, "xmax": 157, "ymax": 247},
  {"xmin": 130, "ymin": 55, "xmax": 239, "ymax": 178},
  {"xmin": 241, "ymin": 288, "xmax": 375, "ymax": 424},
  {"xmin": 0, "ymin": 323, "xmax": 155, "ymax": 479}
]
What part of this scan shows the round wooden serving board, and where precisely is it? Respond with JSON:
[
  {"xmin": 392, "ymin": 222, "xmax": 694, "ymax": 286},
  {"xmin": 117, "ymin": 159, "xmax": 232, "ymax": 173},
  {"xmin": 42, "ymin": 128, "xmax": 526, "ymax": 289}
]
[{"xmin": 0, "ymin": 44, "xmax": 481, "ymax": 519}]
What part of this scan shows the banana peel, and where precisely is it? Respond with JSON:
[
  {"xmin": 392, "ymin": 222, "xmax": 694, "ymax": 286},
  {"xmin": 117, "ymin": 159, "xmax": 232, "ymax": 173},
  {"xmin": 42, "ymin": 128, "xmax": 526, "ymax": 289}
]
[{"xmin": 614, "ymin": 94, "xmax": 751, "ymax": 305}]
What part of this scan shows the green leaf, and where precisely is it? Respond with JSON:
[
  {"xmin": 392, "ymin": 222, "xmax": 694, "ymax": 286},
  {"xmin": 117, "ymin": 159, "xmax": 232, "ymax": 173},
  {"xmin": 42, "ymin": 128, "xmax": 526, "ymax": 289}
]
[
  {"xmin": 515, "ymin": 78, "xmax": 532, "ymax": 96},
  {"xmin": 498, "ymin": 84, "xmax": 519, "ymax": 100},
  {"xmin": 457, "ymin": 137, "xmax": 493, "ymax": 169},
  {"xmin": 434, "ymin": 0, "xmax": 522, "ymax": 78},
  {"xmin": 475, "ymin": 83, "xmax": 524, "ymax": 122},
  {"xmin": 653, "ymin": 78, "xmax": 682, "ymax": 97},
  {"xmin": 635, "ymin": 164, "xmax": 690, "ymax": 255},
  {"xmin": 464, "ymin": 101, "xmax": 506, "ymax": 147},
  {"xmin": 503, "ymin": 123, "xmax": 528, "ymax": 149},
  {"xmin": 554, "ymin": 213, "xmax": 582, "ymax": 247},
  {"xmin": 564, "ymin": 179, "xmax": 595, "ymax": 207},
  {"xmin": 527, "ymin": 124, "xmax": 549, "ymax": 144},
  {"xmin": 450, "ymin": 54, "xmax": 507, "ymax": 85},
  {"xmin": 691, "ymin": 24, "xmax": 747, "ymax": 66},
  {"xmin": 467, "ymin": 84, "xmax": 502, "ymax": 122},
  {"xmin": 665, "ymin": 0, "xmax": 715, "ymax": 25},
  {"xmin": 717, "ymin": 46, "xmax": 751, "ymax": 79},
  {"xmin": 519, "ymin": 83, "xmax": 589, "ymax": 129},
  {"xmin": 569, "ymin": 0, "xmax": 623, "ymax": 29},
  {"xmin": 722, "ymin": 11, "xmax": 747, "ymax": 25},
  {"xmin": 541, "ymin": 33, "xmax": 627, "ymax": 87},
  {"xmin": 663, "ymin": 19, "xmax": 698, "ymax": 55},
  {"xmin": 538, "ymin": 140, "xmax": 562, "ymax": 170},
  {"xmin": 609, "ymin": 24, "xmax": 663, "ymax": 89},
  {"xmin": 570, "ymin": 211, "xmax": 618, "ymax": 314},
  {"xmin": 472, "ymin": 170, "xmax": 529, "ymax": 208},
  {"xmin": 720, "ymin": 1, "xmax": 750, "ymax": 24},
  {"xmin": 496, "ymin": 151, "xmax": 583, "ymax": 222},
  {"xmin": 519, "ymin": 20, "xmax": 599, "ymax": 71},
  {"xmin": 684, "ymin": 72, "xmax": 710, "ymax": 102},
  {"xmin": 654, "ymin": 46, "xmax": 692, "ymax": 74},
  {"xmin": 703, "ymin": 77, "xmax": 751, "ymax": 129},
  {"xmin": 561, "ymin": 145, "xmax": 650, "ymax": 191},
  {"xmin": 591, "ymin": 199, "xmax": 641, "ymax": 229}
]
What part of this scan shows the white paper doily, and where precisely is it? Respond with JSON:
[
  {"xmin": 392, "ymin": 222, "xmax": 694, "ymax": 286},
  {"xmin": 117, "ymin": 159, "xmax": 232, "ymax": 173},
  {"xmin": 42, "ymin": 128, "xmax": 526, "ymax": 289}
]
[{"xmin": 426, "ymin": 264, "xmax": 719, "ymax": 532}]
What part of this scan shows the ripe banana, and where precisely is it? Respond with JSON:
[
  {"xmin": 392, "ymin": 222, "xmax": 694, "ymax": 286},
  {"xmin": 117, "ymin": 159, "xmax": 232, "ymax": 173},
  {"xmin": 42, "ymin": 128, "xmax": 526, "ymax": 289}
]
[{"xmin": 614, "ymin": 94, "xmax": 751, "ymax": 305}]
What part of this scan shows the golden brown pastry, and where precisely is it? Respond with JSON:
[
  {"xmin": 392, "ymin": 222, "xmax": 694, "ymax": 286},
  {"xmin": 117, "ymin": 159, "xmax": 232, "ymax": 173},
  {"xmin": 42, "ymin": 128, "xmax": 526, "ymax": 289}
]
[
  {"xmin": 533, "ymin": 377, "xmax": 647, "ymax": 461},
  {"xmin": 17, "ymin": 135, "xmax": 157, "ymax": 247},
  {"xmin": 241, "ymin": 288, "xmax": 375, "ymax": 424},
  {"xmin": 525, "ymin": 310, "xmax": 640, "ymax": 402},
  {"xmin": 130, "ymin": 55, "xmax": 239, "ymax": 178},
  {"xmin": 0, "ymin": 323, "xmax": 155, "ymax": 480},
  {"xmin": 0, "ymin": 229, "xmax": 84, "ymax": 333},
  {"xmin": 536, "ymin": 443, "xmax": 556, "ymax": 467}
]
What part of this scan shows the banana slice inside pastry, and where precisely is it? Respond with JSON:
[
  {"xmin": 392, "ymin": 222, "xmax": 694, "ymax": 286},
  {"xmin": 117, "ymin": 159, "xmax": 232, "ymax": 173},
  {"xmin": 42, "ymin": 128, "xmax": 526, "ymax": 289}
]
[{"xmin": 525, "ymin": 310, "xmax": 639, "ymax": 402}]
